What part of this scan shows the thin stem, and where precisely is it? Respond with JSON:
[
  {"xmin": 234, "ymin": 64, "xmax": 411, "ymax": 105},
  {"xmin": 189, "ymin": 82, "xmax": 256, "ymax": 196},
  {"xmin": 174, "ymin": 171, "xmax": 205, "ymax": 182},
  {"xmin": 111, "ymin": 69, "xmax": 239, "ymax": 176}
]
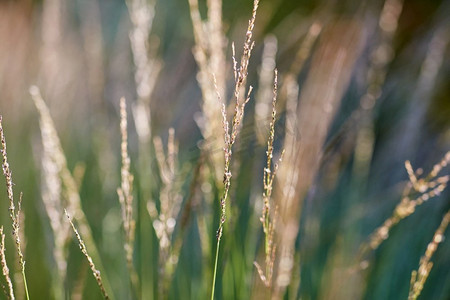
[
  {"xmin": 211, "ymin": 238, "xmax": 221, "ymax": 300},
  {"xmin": 0, "ymin": 117, "xmax": 30, "ymax": 300},
  {"xmin": 209, "ymin": 1, "xmax": 260, "ymax": 298},
  {"xmin": 22, "ymin": 270, "xmax": 29, "ymax": 300}
]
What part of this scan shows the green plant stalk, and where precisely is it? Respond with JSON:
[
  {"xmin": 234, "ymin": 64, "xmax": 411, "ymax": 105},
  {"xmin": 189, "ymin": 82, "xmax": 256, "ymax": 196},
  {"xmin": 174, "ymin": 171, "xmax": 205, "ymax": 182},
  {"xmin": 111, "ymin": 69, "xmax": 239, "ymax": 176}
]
[
  {"xmin": 210, "ymin": 1, "xmax": 259, "ymax": 296},
  {"xmin": 22, "ymin": 268, "xmax": 30, "ymax": 300},
  {"xmin": 0, "ymin": 117, "xmax": 30, "ymax": 300},
  {"xmin": 265, "ymin": 215, "xmax": 270, "ymax": 276},
  {"xmin": 211, "ymin": 141, "xmax": 232, "ymax": 299},
  {"xmin": 211, "ymin": 184, "xmax": 229, "ymax": 299},
  {"xmin": 211, "ymin": 238, "xmax": 221, "ymax": 300}
]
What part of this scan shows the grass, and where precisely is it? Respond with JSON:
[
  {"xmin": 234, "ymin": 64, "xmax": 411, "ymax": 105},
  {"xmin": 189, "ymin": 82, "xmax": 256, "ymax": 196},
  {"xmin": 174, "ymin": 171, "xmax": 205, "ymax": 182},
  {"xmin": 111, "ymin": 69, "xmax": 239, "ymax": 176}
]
[
  {"xmin": 0, "ymin": 0, "xmax": 449, "ymax": 299},
  {"xmin": 0, "ymin": 116, "xmax": 29, "ymax": 300}
]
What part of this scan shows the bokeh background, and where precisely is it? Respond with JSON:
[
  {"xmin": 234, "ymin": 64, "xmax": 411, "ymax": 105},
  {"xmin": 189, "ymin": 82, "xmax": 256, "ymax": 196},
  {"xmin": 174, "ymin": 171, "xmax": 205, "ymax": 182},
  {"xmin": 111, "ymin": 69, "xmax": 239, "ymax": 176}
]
[{"xmin": 0, "ymin": 0, "xmax": 449, "ymax": 299}]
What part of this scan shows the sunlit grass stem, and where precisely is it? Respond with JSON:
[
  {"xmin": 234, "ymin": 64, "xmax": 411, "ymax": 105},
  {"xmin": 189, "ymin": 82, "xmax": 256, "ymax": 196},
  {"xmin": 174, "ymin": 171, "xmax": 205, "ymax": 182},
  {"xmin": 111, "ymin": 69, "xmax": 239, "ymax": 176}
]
[
  {"xmin": 0, "ymin": 116, "xmax": 30, "ymax": 300},
  {"xmin": 210, "ymin": 1, "xmax": 260, "ymax": 298}
]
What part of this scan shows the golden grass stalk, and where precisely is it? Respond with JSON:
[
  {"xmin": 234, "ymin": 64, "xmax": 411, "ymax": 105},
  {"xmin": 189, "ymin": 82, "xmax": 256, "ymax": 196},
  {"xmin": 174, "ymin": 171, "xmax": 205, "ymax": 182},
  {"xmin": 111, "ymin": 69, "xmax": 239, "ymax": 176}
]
[
  {"xmin": 126, "ymin": 0, "xmax": 159, "ymax": 178},
  {"xmin": 211, "ymin": 1, "xmax": 260, "ymax": 298},
  {"xmin": 117, "ymin": 98, "xmax": 139, "ymax": 295},
  {"xmin": 0, "ymin": 226, "xmax": 15, "ymax": 300},
  {"xmin": 36, "ymin": 103, "xmax": 68, "ymax": 299},
  {"xmin": 64, "ymin": 210, "xmax": 109, "ymax": 300},
  {"xmin": 126, "ymin": 0, "xmax": 160, "ymax": 185},
  {"xmin": 126, "ymin": 0, "xmax": 161, "ymax": 106},
  {"xmin": 0, "ymin": 116, "xmax": 29, "ymax": 300},
  {"xmin": 30, "ymin": 86, "xmax": 114, "ymax": 299},
  {"xmin": 188, "ymin": 0, "xmax": 227, "ymax": 183},
  {"xmin": 148, "ymin": 128, "xmax": 183, "ymax": 298},
  {"xmin": 359, "ymin": 151, "xmax": 450, "ymax": 264},
  {"xmin": 254, "ymin": 70, "xmax": 284, "ymax": 289},
  {"xmin": 408, "ymin": 210, "xmax": 450, "ymax": 300},
  {"xmin": 118, "ymin": 98, "xmax": 135, "ymax": 258}
]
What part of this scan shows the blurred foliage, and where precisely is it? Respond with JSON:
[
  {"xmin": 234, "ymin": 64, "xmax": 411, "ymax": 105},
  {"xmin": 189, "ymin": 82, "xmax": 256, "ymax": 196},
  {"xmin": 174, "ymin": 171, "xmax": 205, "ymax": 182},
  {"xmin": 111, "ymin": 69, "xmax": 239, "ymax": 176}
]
[{"xmin": 0, "ymin": 0, "xmax": 449, "ymax": 299}]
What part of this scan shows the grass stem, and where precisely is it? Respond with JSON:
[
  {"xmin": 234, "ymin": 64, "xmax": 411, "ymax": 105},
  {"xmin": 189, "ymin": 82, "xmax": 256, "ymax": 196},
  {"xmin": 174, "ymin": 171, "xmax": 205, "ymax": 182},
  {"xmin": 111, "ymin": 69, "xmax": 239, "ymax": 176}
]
[{"xmin": 211, "ymin": 238, "xmax": 221, "ymax": 300}]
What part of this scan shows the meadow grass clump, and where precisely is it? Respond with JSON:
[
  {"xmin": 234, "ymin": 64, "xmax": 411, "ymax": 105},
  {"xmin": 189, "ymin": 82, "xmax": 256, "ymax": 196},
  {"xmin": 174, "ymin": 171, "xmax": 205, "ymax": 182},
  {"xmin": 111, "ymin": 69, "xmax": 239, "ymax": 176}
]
[
  {"xmin": 0, "ymin": 116, "xmax": 29, "ymax": 300},
  {"xmin": 30, "ymin": 86, "xmax": 113, "ymax": 299}
]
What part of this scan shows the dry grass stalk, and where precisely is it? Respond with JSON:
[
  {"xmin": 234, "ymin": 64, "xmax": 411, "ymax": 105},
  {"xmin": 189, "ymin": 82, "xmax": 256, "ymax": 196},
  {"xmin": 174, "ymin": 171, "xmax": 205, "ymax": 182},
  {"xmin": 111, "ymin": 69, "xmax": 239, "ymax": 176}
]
[
  {"xmin": 0, "ymin": 116, "xmax": 29, "ymax": 300},
  {"xmin": 64, "ymin": 210, "xmax": 109, "ymax": 300},
  {"xmin": 37, "ymin": 105, "xmax": 68, "ymax": 298},
  {"xmin": 150, "ymin": 129, "xmax": 180, "ymax": 249},
  {"xmin": 125, "ymin": 0, "xmax": 160, "ymax": 171},
  {"xmin": 214, "ymin": 0, "xmax": 260, "ymax": 240},
  {"xmin": 230, "ymin": 0, "xmax": 259, "ymax": 109},
  {"xmin": 0, "ymin": 226, "xmax": 14, "ymax": 300},
  {"xmin": 216, "ymin": 75, "xmax": 252, "ymax": 241},
  {"xmin": 127, "ymin": 0, "xmax": 161, "ymax": 160},
  {"xmin": 408, "ymin": 210, "xmax": 450, "ymax": 300},
  {"xmin": 211, "ymin": 2, "xmax": 260, "ymax": 298},
  {"xmin": 126, "ymin": 0, "xmax": 161, "ymax": 106},
  {"xmin": 118, "ymin": 98, "xmax": 135, "ymax": 262},
  {"xmin": 147, "ymin": 128, "xmax": 182, "ymax": 298},
  {"xmin": 30, "ymin": 86, "xmax": 113, "ymax": 299},
  {"xmin": 359, "ymin": 152, "xmax": 450, "ymax": 264},
  {"xmin": 188, "ymin": 0, "xmax": 227, "ymax": 183},
  {"xmin": 31, "ymin": 84, "xmax": 71, "ymax": 298},
  {"xmin": 254, "ymin": 70, "xmax": 284, "ymax": 288},
  {"xmin": 117, "ymin": 98, "xmax": 139, "ymax": 294}
]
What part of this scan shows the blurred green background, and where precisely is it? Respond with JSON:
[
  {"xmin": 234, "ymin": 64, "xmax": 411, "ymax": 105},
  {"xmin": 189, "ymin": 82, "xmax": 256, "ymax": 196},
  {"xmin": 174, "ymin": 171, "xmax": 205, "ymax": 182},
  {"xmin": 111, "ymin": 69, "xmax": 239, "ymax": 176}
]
[{"xmin": 0, "ymin": 0, "xmax": 449, "ymax": 299}]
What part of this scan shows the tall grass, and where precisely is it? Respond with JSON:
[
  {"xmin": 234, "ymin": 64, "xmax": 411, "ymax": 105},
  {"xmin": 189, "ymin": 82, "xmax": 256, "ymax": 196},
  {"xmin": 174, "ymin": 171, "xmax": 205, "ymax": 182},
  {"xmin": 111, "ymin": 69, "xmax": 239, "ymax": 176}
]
[
  {"xmin": 64, "ymin": 209, "xmax": 109, "ymax": 300},
  {"xmin": 0, "ymin": 0, "xmax": 449, "ymax": 299},
  {"xmin": 0, "ymin": 116, "xmax": 29, "ymax": 300},
  {"xmin": 408, "ymin": 209, "xmax": 450, "ymax": 300},
  {"xmin": 0, "ymin": 226, "xmax": 14, "ymax": 299},
  {"xmin": 210, "ymin": 1, "xmax": 260, "ymax": 298}
]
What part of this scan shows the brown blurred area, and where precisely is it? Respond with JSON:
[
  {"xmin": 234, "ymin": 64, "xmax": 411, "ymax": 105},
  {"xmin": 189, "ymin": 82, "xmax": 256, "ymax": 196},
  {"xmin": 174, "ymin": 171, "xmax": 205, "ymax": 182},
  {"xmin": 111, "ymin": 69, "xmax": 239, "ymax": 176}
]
[{"xmin": 0, "ymin": 1, "xmax": 33, "ymax": 118}]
